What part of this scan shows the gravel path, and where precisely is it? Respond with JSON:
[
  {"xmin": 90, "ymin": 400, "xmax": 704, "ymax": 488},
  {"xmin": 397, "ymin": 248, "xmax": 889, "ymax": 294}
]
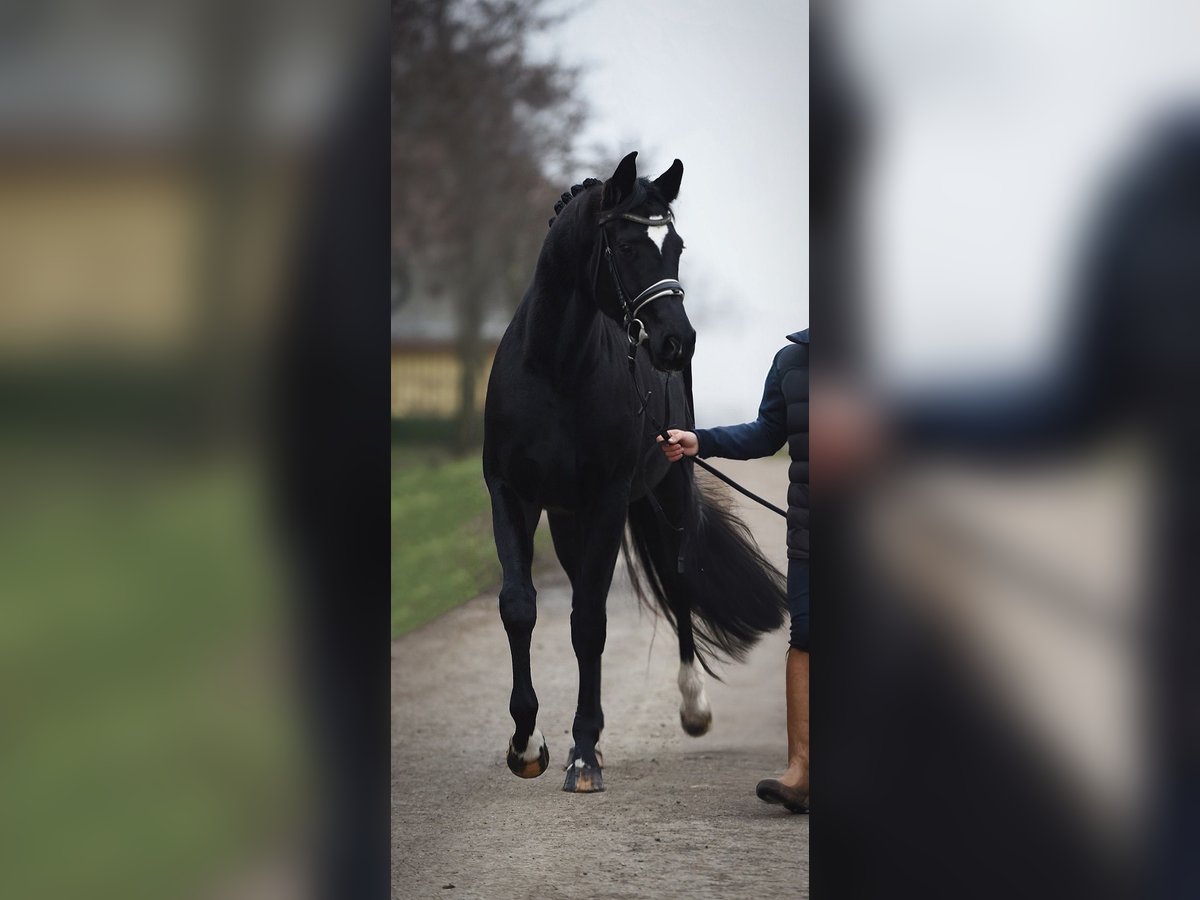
[{"xmin": 392, "ymin": 456, "xmax": 806, "ymax": 899}]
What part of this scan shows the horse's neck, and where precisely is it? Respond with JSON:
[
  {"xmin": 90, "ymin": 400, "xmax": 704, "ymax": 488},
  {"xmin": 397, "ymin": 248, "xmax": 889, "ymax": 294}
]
[{"xmin": 522, "ymin": 248, "xmax": 610, "ymax": 383}]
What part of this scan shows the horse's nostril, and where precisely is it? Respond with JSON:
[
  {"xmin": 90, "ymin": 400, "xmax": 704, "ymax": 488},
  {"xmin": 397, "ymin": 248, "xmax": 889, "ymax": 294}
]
[{"xmin": 666, "ymin": 336, "xmax": 682, "ymax": 360}]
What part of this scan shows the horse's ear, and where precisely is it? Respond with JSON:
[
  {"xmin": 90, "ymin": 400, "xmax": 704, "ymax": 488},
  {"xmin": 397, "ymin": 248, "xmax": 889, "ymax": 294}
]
[
  {"xmin": 602, "ymin": 151, "xmax": 638, "ymax": 210},
  {"xmin": 653, "ymin": 159, "xmax": 684, "ymax": 203}
]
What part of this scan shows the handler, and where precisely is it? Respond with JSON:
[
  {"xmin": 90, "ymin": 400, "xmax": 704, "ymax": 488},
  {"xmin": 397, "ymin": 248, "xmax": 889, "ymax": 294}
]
[{"xmin": 658, "ymin": 329, "xmax": 809, "ymax": 813}]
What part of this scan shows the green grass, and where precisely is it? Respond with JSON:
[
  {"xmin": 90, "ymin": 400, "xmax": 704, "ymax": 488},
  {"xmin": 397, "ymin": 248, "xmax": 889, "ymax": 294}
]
[
  {"xmin": 0, "ymin": 453, "xmax": 300, "ymax": 900},
  {"xmin": 392, "ymin": 449, "xmax": 499, "ymax": 636}
]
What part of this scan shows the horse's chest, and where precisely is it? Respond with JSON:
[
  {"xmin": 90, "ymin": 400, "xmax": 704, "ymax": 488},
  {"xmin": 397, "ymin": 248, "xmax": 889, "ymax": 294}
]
[{"xmin": 507, "ymin": 415, "xmax": 636, "ymax": 512}]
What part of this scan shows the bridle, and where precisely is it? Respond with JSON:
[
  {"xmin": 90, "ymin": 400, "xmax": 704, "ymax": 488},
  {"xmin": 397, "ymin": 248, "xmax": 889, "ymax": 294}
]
[{"xmin": 597, "ymin": 209, "xmax": 685, "ymax": 347}]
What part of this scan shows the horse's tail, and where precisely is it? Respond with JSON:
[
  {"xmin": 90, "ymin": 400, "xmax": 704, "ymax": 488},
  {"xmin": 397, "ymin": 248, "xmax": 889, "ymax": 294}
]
[{"xmin": 623, "ymin": 469, "xmax": 788, "ymax": 676}]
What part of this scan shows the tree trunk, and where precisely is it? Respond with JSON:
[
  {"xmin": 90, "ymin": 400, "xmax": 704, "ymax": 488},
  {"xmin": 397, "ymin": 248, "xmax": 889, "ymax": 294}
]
[
  {"xmin": 455, "ymin": 337, "xmax": 482, "ymax": 452},
  {"xmin": 453, "ymin": 264, "xmax": 486, "ymax": 453}
]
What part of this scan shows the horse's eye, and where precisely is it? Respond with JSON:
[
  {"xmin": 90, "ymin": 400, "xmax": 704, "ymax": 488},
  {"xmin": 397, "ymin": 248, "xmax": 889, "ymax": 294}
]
[{"xmin": 616, "ymin": 242, "xmax": 632, "ymax": 253}]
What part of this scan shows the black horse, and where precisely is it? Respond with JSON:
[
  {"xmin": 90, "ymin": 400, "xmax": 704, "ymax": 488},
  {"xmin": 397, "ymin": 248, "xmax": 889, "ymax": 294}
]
[{"xmin": 483, "ymin": 151, "xmax": 787, "ymax": 793}]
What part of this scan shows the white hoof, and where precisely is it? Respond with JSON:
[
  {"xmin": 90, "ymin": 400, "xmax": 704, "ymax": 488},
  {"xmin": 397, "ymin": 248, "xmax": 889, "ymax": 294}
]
[{"xmin": 678, "ymin": 661, "xmax": 713, "ymax": 736}]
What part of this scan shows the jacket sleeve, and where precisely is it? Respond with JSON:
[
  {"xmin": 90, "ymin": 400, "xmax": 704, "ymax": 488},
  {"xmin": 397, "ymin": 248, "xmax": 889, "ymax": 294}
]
[{"xmin": 694, "ymin": 359, "xmax": 788, "ymax": 460}]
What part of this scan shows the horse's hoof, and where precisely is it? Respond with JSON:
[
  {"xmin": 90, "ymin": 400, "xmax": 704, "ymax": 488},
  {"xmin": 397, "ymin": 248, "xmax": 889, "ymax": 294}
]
[
  {"xmin": 506, "ymin": 729, "xmax": 549, "ymax": 779},
  {"xmin": 562, "ymin": 757, "xmax": 605, "ymax": 793},
  {"xmin": 564, "ymin": 745, "xmax": 603, "ymax": 770},
  {"xmin": 680, "ymin": 707, "xmax": 712, "ymax": 737},
  {"xmin": 678, "ymin": 661, "xmax": 712, "ymax": 737}
]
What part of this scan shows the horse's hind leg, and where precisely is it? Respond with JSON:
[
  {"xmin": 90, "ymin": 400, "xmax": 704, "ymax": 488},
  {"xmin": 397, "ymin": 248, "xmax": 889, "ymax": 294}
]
[
  {"xmin": 673, "ymin": 593, "xmax": 713, "ymax": 736},
  {"xmin": 489, "ymin": 481, "xmax": 549, "ymax": 778},
  {"xmin": 559, "ymin": 493, "xmax": 626, "ymax": 793}
]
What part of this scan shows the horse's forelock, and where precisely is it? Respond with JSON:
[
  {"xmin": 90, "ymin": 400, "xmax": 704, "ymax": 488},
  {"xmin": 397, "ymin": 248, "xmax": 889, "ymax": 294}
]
[
  {"xmin": 611, "ymin": 178, "xmax": 665, "ymax": 217},
  {"xmin": 636, "ymin": 177, "xmax": 669, "ymax": 211}
]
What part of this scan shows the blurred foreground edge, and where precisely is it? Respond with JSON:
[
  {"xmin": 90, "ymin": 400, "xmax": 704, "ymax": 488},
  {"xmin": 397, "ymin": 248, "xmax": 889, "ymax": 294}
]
[
  {"xmin": 268, "ymin": 32, "xmax": 391, "ymax": 900},
  {"xmin": 807, "ymin": 3, "xmax": 1200, "ymax": 898}
]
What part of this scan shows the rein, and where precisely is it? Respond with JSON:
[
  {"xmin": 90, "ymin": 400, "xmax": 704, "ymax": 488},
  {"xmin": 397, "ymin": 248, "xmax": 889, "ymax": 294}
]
[
  {"xmin": 625, "ymin": 343, "xmax": 789, "ymax": 521},
  {"xmin": 596, "ymin": 206, "xmax": 788, "ymax": 563},
  {"xmin": 689, "ymin": 454, "xmax": 789, "ymax": 518}
]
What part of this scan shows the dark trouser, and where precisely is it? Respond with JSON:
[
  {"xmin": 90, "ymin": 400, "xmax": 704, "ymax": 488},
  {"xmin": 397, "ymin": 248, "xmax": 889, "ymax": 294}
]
[{"xmin": 788, "ymin": 558, "xmax": 810, "ymax": 651}]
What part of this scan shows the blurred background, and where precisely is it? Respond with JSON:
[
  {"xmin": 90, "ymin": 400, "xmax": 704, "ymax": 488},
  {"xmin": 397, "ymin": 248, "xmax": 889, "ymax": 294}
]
[
  {"xmin": 814, "ymin": 0, "xmax": 1200, "ymax": 897},
  {"xmin": 0, "ymin": 1, "xmax": 378, "ymax": 898}
]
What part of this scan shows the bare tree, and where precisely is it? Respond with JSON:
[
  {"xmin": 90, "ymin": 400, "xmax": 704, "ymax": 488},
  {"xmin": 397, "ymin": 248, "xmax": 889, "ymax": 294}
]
[{"xmin": 392, "ymin": 0, "xmax": 585, "ymax": 448}]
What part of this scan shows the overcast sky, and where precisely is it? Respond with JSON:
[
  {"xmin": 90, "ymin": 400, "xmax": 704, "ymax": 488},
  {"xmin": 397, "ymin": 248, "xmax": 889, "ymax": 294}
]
[
  {"xmin": 534, "ymin": 0, "xmax": 1200, "ymax": 421},
  {"xmin": 841, "ymin": 0, "xmax": 1200, "ymax": 386},
  {"xmin": 532, "ymin": 0, "xmax": 808, "ymax": 426}
]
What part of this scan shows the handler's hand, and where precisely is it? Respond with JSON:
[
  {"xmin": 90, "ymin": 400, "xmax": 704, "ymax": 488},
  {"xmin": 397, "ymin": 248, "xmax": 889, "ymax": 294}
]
[{"xmin": 657, "ymin": 429, "xmax": 698, "ymax": 462}]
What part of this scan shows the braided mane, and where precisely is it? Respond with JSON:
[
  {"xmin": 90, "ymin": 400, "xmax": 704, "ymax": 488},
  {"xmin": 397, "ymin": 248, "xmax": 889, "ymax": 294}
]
[{"xmin": 547, "ymin": 177, "xmax": 602, "ymax": 228}]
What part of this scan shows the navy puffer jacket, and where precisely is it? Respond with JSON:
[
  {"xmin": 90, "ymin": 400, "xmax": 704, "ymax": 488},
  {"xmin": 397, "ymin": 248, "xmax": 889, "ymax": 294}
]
[{"xmin": 694, "ymin": 330, "xmax": 809, "ymax": 560}]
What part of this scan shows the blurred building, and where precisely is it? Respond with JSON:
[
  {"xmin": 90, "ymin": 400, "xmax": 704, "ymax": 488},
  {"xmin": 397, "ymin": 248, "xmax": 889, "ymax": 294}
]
[
  {"xmin": 0, "ymin": 149, "xmax": 188, "ymax": 354},
  {"xmin": 0, "ymin": 1, "xmax": 356, "ymax": 368},
  {"xmin": 0, "ymin": 144, "xmax": 301, "ymax": 365},
  {"xmin": 390, "ymin": 268, "xmax": 508, "ymax": 420}
]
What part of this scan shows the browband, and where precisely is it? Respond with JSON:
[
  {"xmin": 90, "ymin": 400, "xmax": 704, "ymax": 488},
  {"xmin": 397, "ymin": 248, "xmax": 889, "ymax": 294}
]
[{"xmin": 597, "ymin": 210, "xmax": 675, "ymax": 227}]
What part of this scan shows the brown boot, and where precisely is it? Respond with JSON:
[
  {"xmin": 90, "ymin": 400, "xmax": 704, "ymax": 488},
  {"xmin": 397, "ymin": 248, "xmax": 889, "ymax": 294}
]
[
  {"xmin": 756, "ymin": 648, "xmax": 809, "ymax": 813},
  {"xmin": 756, "ymin": 778, "xmax": 809, "ymax": 813}
]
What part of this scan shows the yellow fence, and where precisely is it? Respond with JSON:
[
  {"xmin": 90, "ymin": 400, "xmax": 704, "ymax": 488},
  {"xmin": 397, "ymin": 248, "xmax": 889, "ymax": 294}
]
[{"xmin": 391, "ymin": 345, "xmax": 497, "ymax": 418}]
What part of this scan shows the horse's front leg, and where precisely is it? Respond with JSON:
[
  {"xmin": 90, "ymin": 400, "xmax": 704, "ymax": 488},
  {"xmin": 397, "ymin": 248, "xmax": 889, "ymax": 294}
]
[
  {"xmin": 562, "ymin": 490, "xmax": 626, "ymax": 793},
  {"xmin": 489, "ymin": 481, "xmax": 549, "ymax": 779}
]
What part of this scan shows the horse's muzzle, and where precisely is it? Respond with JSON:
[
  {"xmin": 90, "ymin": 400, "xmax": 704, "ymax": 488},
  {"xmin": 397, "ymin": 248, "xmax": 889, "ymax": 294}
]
[{"xmin": 656, "ymin": 330, "xmax": 696, "ymax": 371}]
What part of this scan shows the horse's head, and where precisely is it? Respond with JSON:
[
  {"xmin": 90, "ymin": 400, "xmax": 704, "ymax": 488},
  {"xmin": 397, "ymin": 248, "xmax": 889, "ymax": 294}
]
[{"xmin": 594, "ymin": 151, "xmax": 696, "ymax": 372}]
